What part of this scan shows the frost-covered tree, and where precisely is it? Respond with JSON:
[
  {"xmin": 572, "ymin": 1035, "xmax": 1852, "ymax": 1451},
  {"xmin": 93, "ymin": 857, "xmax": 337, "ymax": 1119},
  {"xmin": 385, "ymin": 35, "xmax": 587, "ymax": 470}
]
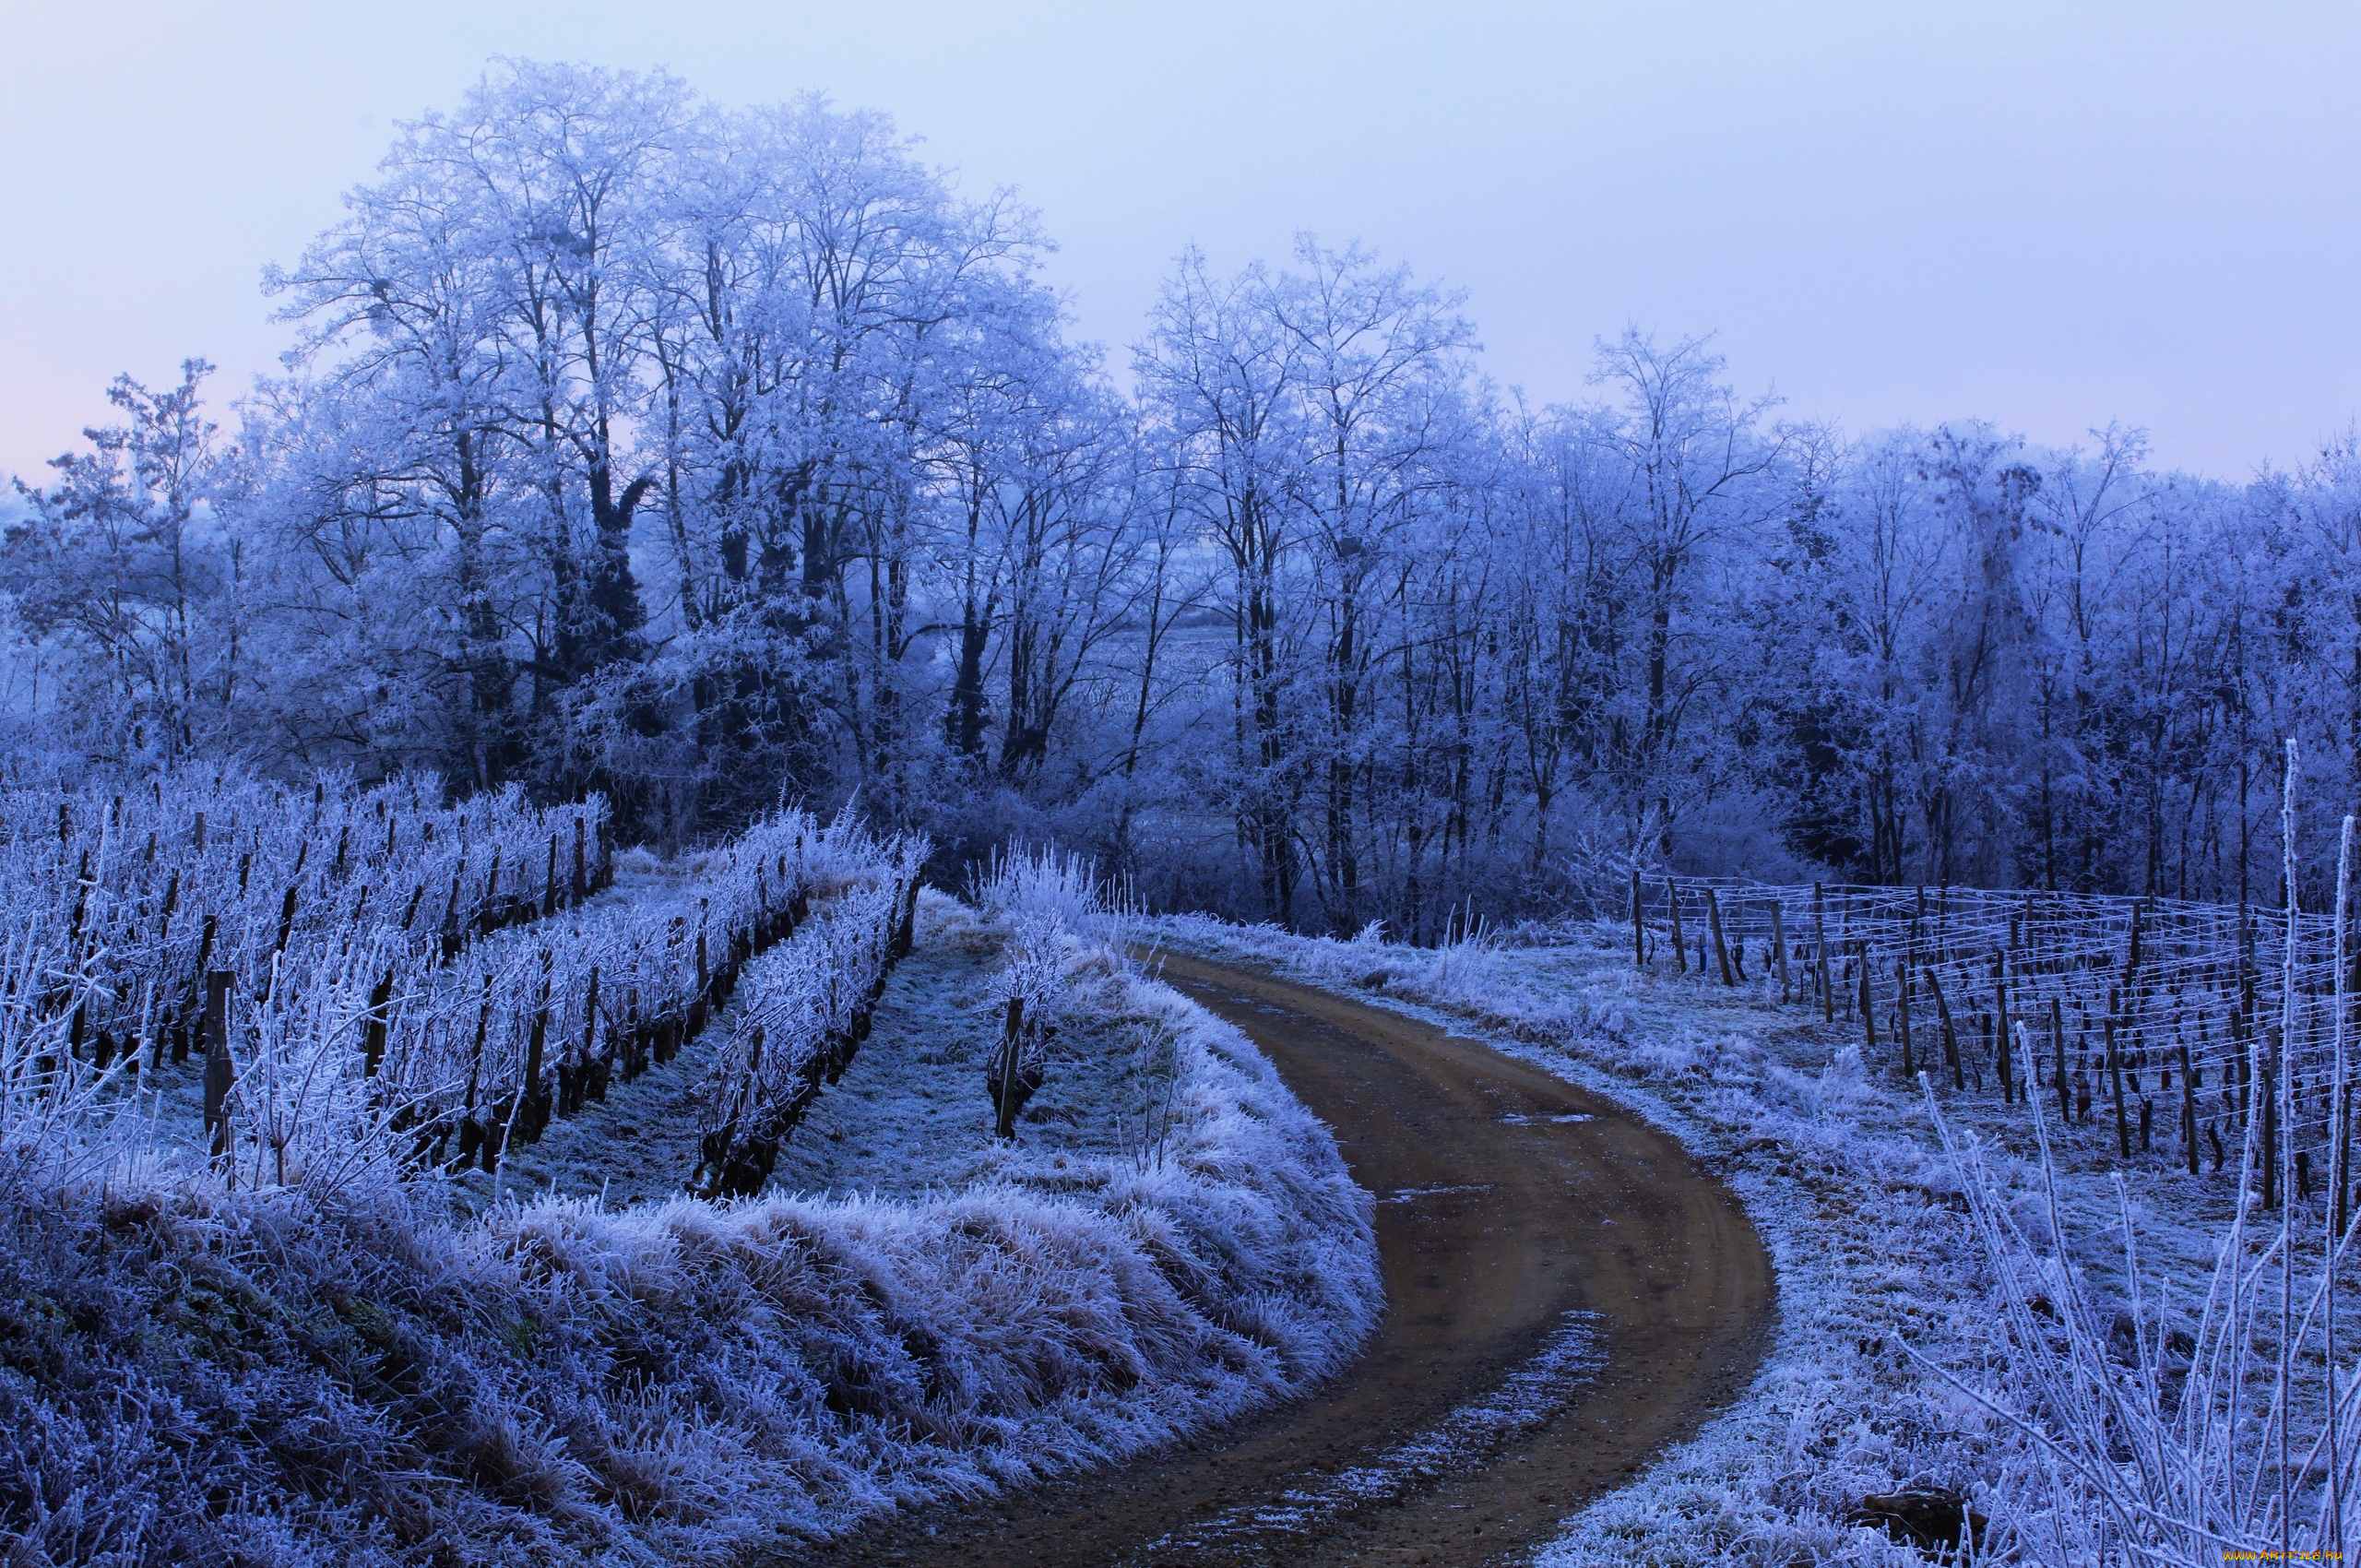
[
  {"xmin": 17, "ymin": 58, "xmax": 2361, "ymax": 918},
  {"xmin": 6, "ymin": 360, "xmax": 243, "ymax": 763}
]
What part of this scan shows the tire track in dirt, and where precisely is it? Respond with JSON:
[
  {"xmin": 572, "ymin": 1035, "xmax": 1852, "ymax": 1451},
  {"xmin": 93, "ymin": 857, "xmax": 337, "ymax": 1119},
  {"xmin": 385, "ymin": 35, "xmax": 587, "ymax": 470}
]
[{"xmin": 799, "ymin": 952, "xmax": 1773, "ymax": 1567}]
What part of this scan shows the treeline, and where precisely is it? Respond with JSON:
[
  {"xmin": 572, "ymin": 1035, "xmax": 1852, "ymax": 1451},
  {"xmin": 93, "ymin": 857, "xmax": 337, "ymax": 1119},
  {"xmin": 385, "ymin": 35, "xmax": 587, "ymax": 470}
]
[{"xmin": 7, "ymin": 60, "xmax": 2361, "ymax": 937}]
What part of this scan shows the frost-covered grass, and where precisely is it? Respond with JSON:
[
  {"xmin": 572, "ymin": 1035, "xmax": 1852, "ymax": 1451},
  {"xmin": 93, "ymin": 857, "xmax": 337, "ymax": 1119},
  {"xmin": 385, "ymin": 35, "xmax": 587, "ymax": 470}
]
[
  {"xmin": 463, "ymin": 893, "xmax": 1173, "ymax": 1209},
  {"xmin": 0, "ymin": 887, "xmax": 1377, "ymax": 1566},
  {"xmin": 765, "ymin": 895, "xmax": 1169, "ymax": 1196},
  {"xmin": 1145, "ymin": 911, "xmax": 2273, "ymax": 1565}
]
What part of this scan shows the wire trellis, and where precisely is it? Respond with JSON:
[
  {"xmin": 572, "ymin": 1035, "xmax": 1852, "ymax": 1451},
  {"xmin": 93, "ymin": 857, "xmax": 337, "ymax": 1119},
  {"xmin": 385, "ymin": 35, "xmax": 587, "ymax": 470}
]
[{"xmin": 1620, "ymin": 834, "xmax": 2358, "ymax": 1209}]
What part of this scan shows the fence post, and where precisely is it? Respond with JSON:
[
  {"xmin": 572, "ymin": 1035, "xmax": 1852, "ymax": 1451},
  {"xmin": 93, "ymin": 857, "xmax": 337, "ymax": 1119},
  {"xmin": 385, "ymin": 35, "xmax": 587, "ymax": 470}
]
[
  {"xmin": 1896, "ymin": 956, "xmax": 1914, "ymax": 1078},
  {"xmin": 1993, "ymin": 952, "xmax": 2012, "ymax": 1104},
  {"xmin": 1857, "ymin": 944, "xmax": 1876, "ymax": 1060},
  {"xmin": 363, "ymin": 968, "xmax": 394, "ymax": 1075},
  {"xmin": 1771, "ymin": 900, "xmax": 1790, "ymax": 1002},
  {"xmin": 896, "ymin": 875, "xmax": 920, "ymax": 961},
  {"xmin": 2180, "ymin": 1039, "xmax": 2201, "ymax": 1177},
  {"xmin": 1707, "ymin": 888, "xmax": 1734, "ymax": 986},
  {"xmin": 582, "ymin": 965, "xmax": 605, "ymax": 1103},
  {"xmin": 2053, "ymin": 994, "xmax": 2070, "ymax": 1124},
  {"xmin": 1630, "ymin": 867, "xmax": 1644, "ymax": 970},
  {"xmin": 519, "ymin": 955, "xmax": 552, "ymax": 1145},
  {"xmin": 1814, "ymin": 885, "xmax": 1833, "ymax": 1023},
  {"xmin": 995, "ymin": 997, "xmax": 1026, "ymax": 1140},
  {"xmin": 1667, "ymin": 880, "xmax": 1687, "ymax": 975},
  {"xmin": 202, "ymin": 970, "xmax": 234, "ymax": 1169},
  {"xmin": 1927, "ymin": 966, "xmax": 1964, "ymax": 1091},
  {"xmin": 274, "ymin": 880, "xmax": 300, "ymax": 956},
  {"xmin": 2106, "ymin": 1014, "xmax": 2130, "ymax": 1161}
]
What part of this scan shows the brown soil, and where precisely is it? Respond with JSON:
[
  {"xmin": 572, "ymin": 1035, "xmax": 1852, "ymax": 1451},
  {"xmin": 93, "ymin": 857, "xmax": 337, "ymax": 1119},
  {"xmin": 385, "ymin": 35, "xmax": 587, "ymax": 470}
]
[{"xmin": 787, "ymin": 952, "xmax": 1774, "ymax": 1567}]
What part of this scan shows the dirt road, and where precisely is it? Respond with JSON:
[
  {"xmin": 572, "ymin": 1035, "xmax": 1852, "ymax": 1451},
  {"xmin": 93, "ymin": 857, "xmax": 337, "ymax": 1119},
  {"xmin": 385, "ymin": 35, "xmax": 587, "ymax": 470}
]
[{"xmin": 799, "ymin": 953, "xmax": 1773, "ymax": 1567}]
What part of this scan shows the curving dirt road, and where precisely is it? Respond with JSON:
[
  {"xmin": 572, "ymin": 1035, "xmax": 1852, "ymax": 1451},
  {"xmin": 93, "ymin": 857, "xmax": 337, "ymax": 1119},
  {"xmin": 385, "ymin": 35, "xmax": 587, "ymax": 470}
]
[{"xmin": 801, "ymin": 952, "xmax": 1773, "ymax": 1567}]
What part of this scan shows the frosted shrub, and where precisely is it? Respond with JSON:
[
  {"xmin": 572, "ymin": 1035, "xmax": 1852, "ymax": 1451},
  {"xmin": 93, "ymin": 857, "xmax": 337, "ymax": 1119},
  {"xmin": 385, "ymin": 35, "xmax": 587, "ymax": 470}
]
[
  {"xmin": 227, "ymin": 940, "xmax": 421, "ymax": 1199},
  {"xmin": 0, "ymin": 929, "xmax": 150, "ymax": 1193},
  {"xmin": 970, "ymin": 848, "xmax": 1119, "ymax": 1136},
  {"xmin": 1524, "ymin": 980, "xmax": 1637, "ymax": 1043},
  {"xmin": 971, "ymin": 844, "xmax": 1106, "ymax": 938},
  {"xmin": 1937, "ymin": 1080, "xmax": 2361, "ymax": 1565},
  {"xmin": 1430, "ymin": 933, "xmax": 1506, "ymax": 996}
]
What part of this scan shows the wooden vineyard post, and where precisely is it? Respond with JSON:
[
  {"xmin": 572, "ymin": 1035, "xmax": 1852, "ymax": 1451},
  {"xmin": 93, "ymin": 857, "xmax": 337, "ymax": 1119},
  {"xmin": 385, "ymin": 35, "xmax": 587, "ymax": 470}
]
[
  {"xmin": 1814, "ymin": 884, "xmax": 1833, "ymax": 1022},
  {"xmin": 2106, "ymin": 1015, "xmax": 2130, "ymax": 1161},
  {"xmin": 440, "ymin": 860, "xmax": 466, "ymax": 959},
  {"xmin": 201, "ymin": 970, "xmax": 234, "ymax": 1170},
  {"xmin": 458, "ymin": 975, "xmax": 489, "ymax": 1170},
  {"xmin": 1667, "ymin": 881, "xmax": 1688, "ymax": 975},
  {"xmin": 994, "ymin": 997, "xmax": 1026, "ymax": 1140},
  {"xmin": 274, "ymin": 880, "xmax": 301, "ymax": 957},
  {"xmin": 1707, "ymin": 888, "xmax": 1734, "ymax": 986},
  {"xmin": 896, "ymin": 875, "xmax": 920, "ymax": 961},
  {"xmin": 1993, "ymin": 952, "xmax": 2012, "ymax": 1104},
  {"xmin": 2180, "ymin": 1039, "xmax": 2201, "ymax": 1176},
  {"xmin": 1895, "ymin": 956, "xmax": 1914, "ymax": 1078},
  {"xmin": 2230, "ymin": 1005, "xmax": 2249, "ymax": 1124},
  {"xmin": 66, "ymin": 850, "xmax": 89, "ymax": 952},
  {"xmin": 363, "ymin": 968, "xmax": 394, "ymax": 1075},
  {"xmin": 1926, "ymin": 967, "xmax": 1964, "ymax": 1090},
  {"xmin": 469, "ymin": 976, "xmax": 499, "ymax": 1173},
  {"xmin": 1630, "ymin": 867, "xmax": 1645, "ymax": 970},
  {"xmin": 582, "ymin": 965, "xmax": 605, "ymax": 1104},
  {"xmin": 1857, "ymin": 944, "xmax": 1877, "ymax": 1060},
  {"xmin": 2053, "ymin": 994, "xmax": 2070, "ymax": 1125},
  {"xmin": 543, "ymin": 832, "xmax": 560, "ymax": 919},
  {"xmin": 519, "ymin": 955, "xmax": 552, "ymax": 1146},
  {"xmin": 1771, "ymin": 900, "xmax": 1791, "ymax": 1002},
  {"xmin": 175, "ymin": 914, "xmax": 218, "ymax": 1064}
]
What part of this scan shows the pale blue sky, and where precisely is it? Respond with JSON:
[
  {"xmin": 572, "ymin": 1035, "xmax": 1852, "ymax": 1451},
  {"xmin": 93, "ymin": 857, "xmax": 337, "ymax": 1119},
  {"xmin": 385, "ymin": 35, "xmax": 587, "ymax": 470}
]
[{"xmin": 5, "ymin": 1, "xmax": 2356, "ymax": 481}]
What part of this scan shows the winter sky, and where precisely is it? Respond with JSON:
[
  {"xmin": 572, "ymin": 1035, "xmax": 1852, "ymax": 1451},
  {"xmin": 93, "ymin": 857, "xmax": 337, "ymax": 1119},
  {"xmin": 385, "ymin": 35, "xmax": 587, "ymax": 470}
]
[{"xmin": 5, "ymin": 1, "xmax": 2356, "ymax": 483}]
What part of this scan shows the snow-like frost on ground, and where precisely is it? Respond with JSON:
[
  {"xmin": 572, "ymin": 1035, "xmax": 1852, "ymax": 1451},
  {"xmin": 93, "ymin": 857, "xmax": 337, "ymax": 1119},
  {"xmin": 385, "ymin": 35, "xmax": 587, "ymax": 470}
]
[{"xmin": 0, "ymin": 892, "xmax": 1378, "ymax": 1566}]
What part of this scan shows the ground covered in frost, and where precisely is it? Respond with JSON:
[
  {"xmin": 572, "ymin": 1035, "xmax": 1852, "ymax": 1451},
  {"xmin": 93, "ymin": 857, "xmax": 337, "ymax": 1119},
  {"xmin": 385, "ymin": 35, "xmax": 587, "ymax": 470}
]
[
  {"xmin": 0, "ymin": 894, "xmax": 1377, "ymax": 1567},
  {"xmin": 1146, "ymin": 913, "xmax": 2246, "ymax": 1566}
]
